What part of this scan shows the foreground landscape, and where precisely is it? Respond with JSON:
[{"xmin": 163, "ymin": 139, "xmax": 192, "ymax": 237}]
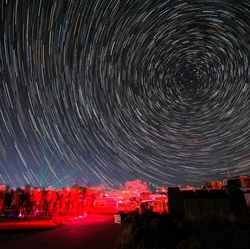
[
  {"xmin": 1, "ymin": 176, "xmax": 250, "ymax": 248},
  {"xmin": 1, "ymin": 209, "xmax": 250, "ymax": 249}
]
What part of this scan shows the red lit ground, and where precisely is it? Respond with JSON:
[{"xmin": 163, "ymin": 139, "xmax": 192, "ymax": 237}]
[{"xmin": 0, "ymin": 213, "xmax": 122, "ymax": 249}]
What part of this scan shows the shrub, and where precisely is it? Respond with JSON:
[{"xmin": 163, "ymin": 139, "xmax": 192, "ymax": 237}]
[
  {"xmin": 178, "ymin": 215, "xmax": 250, "ymax": 249},
  {"xmin": 116, "ymin": 211, "xmax": 250, "ymax": 249},
  {"xmin": 117, "ymin": 209, "xmax": 182, "ymax": 249}
]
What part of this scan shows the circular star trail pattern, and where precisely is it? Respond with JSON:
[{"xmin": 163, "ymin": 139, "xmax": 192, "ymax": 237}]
[{"xmin": 0, "ymin": 0, "xmax": 250, "ymax": 188}]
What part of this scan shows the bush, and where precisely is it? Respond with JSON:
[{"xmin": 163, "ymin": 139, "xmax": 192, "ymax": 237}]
[
  {"xmin": 178, "ymin": 215, "xmax": 250, "ymax": 249},
  {"xmin": 115, "ymin": 210, "xmax": 250, "ymax": 249},
  {"xmin": 116, "ymin": 209, "xmax": 182, "ymax": 249}
]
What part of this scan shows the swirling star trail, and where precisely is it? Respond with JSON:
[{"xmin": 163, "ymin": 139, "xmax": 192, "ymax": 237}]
[{"xmin": 0, "ymin": 0, "xmax": 249, "ymax": 189}]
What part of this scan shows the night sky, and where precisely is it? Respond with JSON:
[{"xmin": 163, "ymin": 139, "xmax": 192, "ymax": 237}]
[{"xmin": 0, "ymin": 0, "xmax": 249, "ymax": 189}]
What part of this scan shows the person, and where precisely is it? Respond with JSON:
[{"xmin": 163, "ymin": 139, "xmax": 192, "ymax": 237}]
[
  {"xmin": 0, "ymin": 185, "xmax": 6, "ymax": 212},
  {"xmin": 9, "ymin": 188, "xmax": 21, "ymax": 218},
  {"xmin": 244, "ymin": 178, "xmax": 250, "ymax": 187},
  {"xmin": 2, "ymin": 187, "xmax": 14, "ymax": 218}
]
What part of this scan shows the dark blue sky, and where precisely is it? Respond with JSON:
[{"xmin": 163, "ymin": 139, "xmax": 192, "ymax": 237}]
[{"xmin": 0, "ymin": 0, "xmax": 249, "ymax": 189}]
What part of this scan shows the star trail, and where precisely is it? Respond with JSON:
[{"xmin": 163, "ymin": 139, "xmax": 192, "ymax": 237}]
[{"xmin": 0, "ymin": 0, "xmax": 250, "ymax": 189}]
